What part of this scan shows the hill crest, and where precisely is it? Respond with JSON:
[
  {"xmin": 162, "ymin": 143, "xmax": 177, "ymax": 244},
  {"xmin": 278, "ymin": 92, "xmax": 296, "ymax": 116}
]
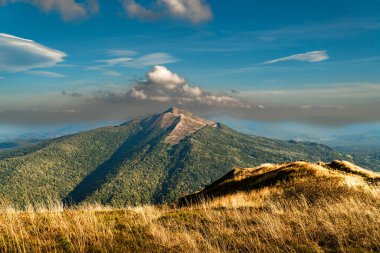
[{"xmin": 178, "ymin": 160, "xmax": 380, "ymax": 206}]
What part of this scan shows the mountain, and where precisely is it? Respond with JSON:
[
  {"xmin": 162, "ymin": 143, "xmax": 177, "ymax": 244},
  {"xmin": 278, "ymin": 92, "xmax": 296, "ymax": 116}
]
[
  {"xmin": 0, "ymin": 107, "xmax": 353, "ymax": 207},
  {"xmin": 178, "ymin": 160, "xmax": 380, "ymax": 206}
]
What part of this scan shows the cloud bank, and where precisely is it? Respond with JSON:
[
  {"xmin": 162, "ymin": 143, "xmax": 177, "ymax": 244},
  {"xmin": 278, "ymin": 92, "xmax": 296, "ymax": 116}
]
[
  {"xmin": 264, "ymin": 51, "xmax": 330, "ymax": 64},
  {"xmin": 0, "ymin": 65, "xmax": 251, "ymax": 125},
  {"xmin": 0, "ymin": 0, "xmax": 99, "ymax": 21},
  {"xmin": 0, "ymin": 33, "xmax": 66, "ymax": 72},
  {"xmin": 1, "ymin": 67, "xmax": 378, "ymax": 127}
]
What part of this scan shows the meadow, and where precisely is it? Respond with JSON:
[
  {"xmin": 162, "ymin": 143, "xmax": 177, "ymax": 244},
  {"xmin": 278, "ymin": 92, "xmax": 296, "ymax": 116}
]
[{"xmin": 0, "ymin": 185, "xmax": 378, "ymax": 253}]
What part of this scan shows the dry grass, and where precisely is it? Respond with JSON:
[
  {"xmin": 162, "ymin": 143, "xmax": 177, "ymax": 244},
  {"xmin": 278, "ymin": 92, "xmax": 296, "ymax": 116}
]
[
  {"xmin": 0, "ymin": 161, "xmax": 379, "ymax": 252},
  {"xmin": 0, "ymin": 187, "xmax": 378, "ymax": 252},
  {"xmin": 178, "ymin": 160, "xmax": 380, "ymax": 206}
]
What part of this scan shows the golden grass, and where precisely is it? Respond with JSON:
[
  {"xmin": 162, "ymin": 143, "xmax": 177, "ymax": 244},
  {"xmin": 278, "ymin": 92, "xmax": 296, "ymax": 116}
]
[
  {"xmin": 0, "ymin": 185, "xmax": 378, "ymax": 253},
  {"xmin": 0, "ymin": 161, "xmax": 379, "ymax": 252},
  {"xmin": 178, "ymin": 161, "xmax": 380, "ymax": 206}
]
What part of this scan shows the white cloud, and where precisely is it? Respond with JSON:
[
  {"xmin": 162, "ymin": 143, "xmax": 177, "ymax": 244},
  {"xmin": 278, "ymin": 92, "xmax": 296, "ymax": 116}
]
[
  {"xmin": 264, "ymin": 50, "xmax": 330, "ymax": 64},
  {"xmin": 85, "ymin": 52, "xmax": 177, "ymax": 80},
  {"xmin": 0, "ymin": 0, "xmax": 99, "ymax": 21},
  {"xmin": 120, "ymin": 0, "xmax": 212, "ymax": 24},
  {"xmin": 1, "ymin": 0, "xmax": 212, "ymax": 23},
  {"xmin": 102, "ymin": 70, "xmax": 122, "ymax": 76},
  {"xmin": 120, "ymin": 0, "xmax": 158, "ymax": 20},
  {"xmin": 194, "ymin": 95, "xmax": 247, "ymax": 107},
  {"xmin": 27, "ymin": 70, "xmax": 65, "ymax": 78},
  {"xmin": 183, "ymin": 84, "xmax": 202, "ymax": 96},
  {"xmin": 92, "ymin": 53, "xmax": 178, "ymax": 76},
  {"xmin": 129, "ymin": 87, "xmax": 170, "ymax": 102},
  {"xmin": 0, "ymin": 33, "xmax": 66, "ymax": 72},
  {"xmin": 124, "ymin": 53, "xmax": 178, "ymax": 68},
  {"xmin": 97, "ymin": 53, "xmax": 177, "ymax": 69},
  {"xmin": 108, "ymin": 49, "xmax": 138, "ymax": 57},
  {"xmin": 96, "ymin": 57, "xmax": 132, "ymax": 66},
  {"xmin": 159, "ymin": 0, "xmax": 212, "ymax": 23},
  {"xmin": 130, "ymin": 87, "xmax": 148, "ymax": 100},
  {"xmin": 129, "ymin": 65, "xmax": 249, "ymax": 108},
  {"xmin": 146, "ymin": 65, "xmax": 185, "ymax": 89}
]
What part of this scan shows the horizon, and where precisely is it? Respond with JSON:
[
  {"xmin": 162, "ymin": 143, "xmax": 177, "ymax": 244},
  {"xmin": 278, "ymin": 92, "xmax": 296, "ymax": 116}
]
[
  {"xmin": 1, "ymin": 0, "xmax": 380, "ymax": 146},
  {"xmin": 1, "ymin": 105, "xmax": 380, "ymax": 151}
]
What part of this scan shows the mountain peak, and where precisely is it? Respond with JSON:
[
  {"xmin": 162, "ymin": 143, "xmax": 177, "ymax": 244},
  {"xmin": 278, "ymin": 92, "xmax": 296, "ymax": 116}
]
[
  {"xmin": 158, "ymin": 107, "xmax": 216, "ymax": 144},
  {"xmin": 164, "ymin": 106, "xmax": 180, "ymax": 114},
  {"xmin": 163, "ymin": 106, "xmax": 196, "ymax": 117}
]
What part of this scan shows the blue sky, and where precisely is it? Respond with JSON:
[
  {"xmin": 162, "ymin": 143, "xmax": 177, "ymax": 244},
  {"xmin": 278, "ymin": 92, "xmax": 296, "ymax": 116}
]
[{"xmin": 0, "ymin": 0, "xmax": 379, "ymax": 137}]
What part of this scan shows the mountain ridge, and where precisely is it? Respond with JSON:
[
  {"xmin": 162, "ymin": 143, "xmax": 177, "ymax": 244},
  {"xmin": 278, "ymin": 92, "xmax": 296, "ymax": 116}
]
[{"xmin": 0, "ymin": 107, "xmax": 360, "ymax": 207}]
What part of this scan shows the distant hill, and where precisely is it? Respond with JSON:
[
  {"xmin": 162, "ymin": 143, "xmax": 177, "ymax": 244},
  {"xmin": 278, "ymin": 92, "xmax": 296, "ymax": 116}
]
[
  {"xmin": 179, "ymin": 160, "xmax": 380, "ymax": 206},
  {"xmin": 0, "ymin": 107, "xmax": 356, "ymax": 207},
  {"xmin": 323, "ymin": 131, "xmax": 380, "ymax": 151},
  {"xmin": 0, "ymin": 142, "xmax": 19, "ymax": 150},
  {"xmin": 0, "ymin": 139, "xmax": 42, "ymax": 151}
]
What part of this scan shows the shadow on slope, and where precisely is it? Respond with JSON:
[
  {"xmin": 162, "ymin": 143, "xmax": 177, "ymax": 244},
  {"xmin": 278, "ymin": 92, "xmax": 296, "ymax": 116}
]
[{"xmin": 64, "ymin": 115, "xmax": 176, "ymax": 205}]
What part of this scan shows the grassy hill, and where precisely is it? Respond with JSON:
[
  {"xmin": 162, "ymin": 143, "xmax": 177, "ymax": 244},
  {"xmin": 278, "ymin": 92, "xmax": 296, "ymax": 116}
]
[
  {"xmin": 178, "ymin": 160, "xmax": 380, "ymax": 206},
  {"xmin": 0, "ymin": 160, "xmax": 378, "ymax": 252},
  {"xmin": 0, "ymin": 107, "xmax": 356, "ymax": 207}
]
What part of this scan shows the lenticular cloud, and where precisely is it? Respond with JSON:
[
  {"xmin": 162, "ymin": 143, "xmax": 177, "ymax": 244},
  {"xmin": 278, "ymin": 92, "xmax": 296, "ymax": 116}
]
[
  {"xmin": 264, "ymin": 50, "xmax": 329, "ymax": 64},
  {"xmin": 0, "ymin": 33, "xmax": 66, "ymax": 72}
]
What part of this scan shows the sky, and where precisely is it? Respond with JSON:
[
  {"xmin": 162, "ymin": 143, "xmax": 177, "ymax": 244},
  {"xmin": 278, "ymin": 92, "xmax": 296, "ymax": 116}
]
[{"xmin": 0, "ymin": 0, "xmax": 380, "ymax": 140}]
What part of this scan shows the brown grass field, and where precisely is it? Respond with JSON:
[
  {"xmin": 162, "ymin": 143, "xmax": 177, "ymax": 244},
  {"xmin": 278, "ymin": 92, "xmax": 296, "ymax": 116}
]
[{"xmin": 0, "ymin": 161, "xmax": 379, "ymax": 253}]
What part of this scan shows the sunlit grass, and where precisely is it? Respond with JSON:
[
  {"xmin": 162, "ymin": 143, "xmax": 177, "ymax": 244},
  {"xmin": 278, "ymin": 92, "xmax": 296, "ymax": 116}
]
[{"xmin": 0, "ymin": 185, "xmax": 378, "ymax": 252}]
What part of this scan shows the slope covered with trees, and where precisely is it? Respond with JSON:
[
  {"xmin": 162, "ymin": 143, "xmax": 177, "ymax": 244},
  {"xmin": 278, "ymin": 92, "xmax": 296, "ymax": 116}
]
[{"xmin": 0, "ymin": 107, "xmax": 354, "ymax": 207}]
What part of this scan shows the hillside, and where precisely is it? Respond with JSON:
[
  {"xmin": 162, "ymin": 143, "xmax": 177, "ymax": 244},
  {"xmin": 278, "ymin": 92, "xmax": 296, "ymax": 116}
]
[
  {"xmin": 0, "ymin": 107, "xmax": 352, "ymax": 207},
  {"xmin": 0, "ymin": 160, "xmax": 378, "ymax": 252},
  {"xmin": 179, "ymin": 160, "xmax": 380, "ymax": 206}
]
